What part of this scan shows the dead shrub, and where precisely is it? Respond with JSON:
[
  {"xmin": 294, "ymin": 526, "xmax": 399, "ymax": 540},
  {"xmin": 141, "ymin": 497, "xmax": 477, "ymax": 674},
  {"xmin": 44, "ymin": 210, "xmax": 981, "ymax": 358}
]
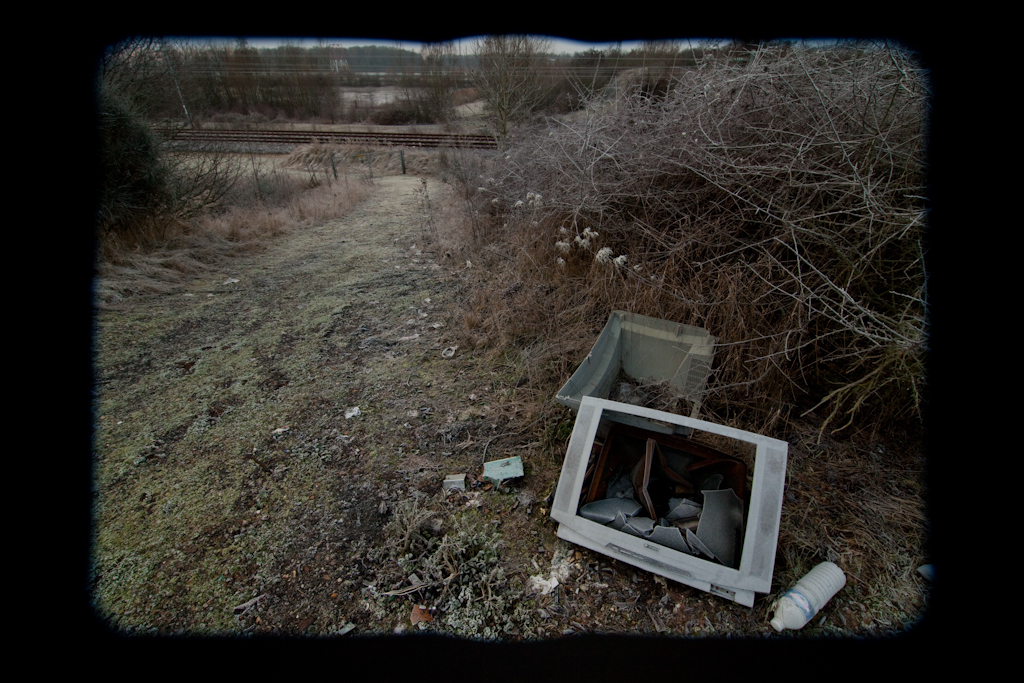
[
  {"xmin": 96, "ymin": 156, "xmax": 372, "ymax": 308},
  {"xmin": 443, "ymin": 42, "xmax": 928, "ymax": 438}
]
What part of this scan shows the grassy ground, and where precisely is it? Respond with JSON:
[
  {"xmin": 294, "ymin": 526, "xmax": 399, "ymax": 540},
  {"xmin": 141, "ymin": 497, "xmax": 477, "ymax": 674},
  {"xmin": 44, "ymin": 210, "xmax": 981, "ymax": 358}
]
[{"xmin": 90, "ymin": 164, "xmax": 930, "ymax": 639}]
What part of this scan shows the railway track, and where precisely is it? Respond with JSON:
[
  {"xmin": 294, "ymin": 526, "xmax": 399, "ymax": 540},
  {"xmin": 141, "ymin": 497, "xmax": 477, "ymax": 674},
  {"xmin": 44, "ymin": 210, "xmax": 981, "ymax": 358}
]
[{"xmin": 157, "ymin": 127, "xmax": 498, "ymax": 150}]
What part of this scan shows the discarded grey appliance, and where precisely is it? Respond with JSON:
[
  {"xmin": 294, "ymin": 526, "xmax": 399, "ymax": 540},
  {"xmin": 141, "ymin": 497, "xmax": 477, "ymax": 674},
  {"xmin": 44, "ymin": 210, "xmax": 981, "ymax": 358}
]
[
  {"xmin": 549, "ymin": 313, "xmax": 787, "ymax": 606},
  {"xmin": 555, "ymin": 311, "xmax": 717, "ymax": 434}
]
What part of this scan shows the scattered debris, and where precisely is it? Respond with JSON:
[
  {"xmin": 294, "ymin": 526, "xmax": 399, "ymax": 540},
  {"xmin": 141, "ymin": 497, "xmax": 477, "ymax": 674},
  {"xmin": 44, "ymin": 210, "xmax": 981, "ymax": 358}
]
[
  {"xmin": 917, "ymin": 564, "xmax": 934, "ymax": 582},
  {"xmin": 345, "ymin": 407, "xmax": 361, "ymax": 419},
  {"xmin": 224, "ymin": 277, "xmax": 240, "ymax": 285},
  {"xmin": 482, "ymin": 456, "xmax": 523, "ymax": 485},
  {"xmin": 337, "ymin": 622, "xmax": 356, "ymax": 636},
  {"xmin": 442, "ymin": 473, "xmax": 467, "ymax": 492},
  {"xmin": 441, "ymin": 346, "xmax": 458, "ymax": 358},
  {"xmin": 579, "ymin": 498, "xmax": 641, "ymax": 524},
  {"xmin": 231, "ymin": 594, "xmax": 266, "ymax": 615},
  {"xmin": 272, "ymin": 426, "xmax": 290, "ymax": 435},
  {"xmin": 696, "ymin": 488, "xmax": 745, "ymax": 569},
  {"xmin": 411, "ymin": 604, "xmax": 433, "ymax": 625}
]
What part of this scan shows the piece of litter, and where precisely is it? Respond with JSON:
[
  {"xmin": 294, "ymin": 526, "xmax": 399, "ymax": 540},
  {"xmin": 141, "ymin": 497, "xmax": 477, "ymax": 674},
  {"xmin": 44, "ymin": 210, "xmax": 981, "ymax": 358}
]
[
  {"xmin": 528, "ymin": 575, "xmax": 559, "ymax": 595},
  {"xmin": 410, "ymin": 605, "xmax": 433, "ymax": 625},
  {"xmin": 482, "ymin": 456, "xmax": 524, "ymax": 485},
  {"xmin": 579, "ymin": 498, "xmax": 642, "ymax": 524},
  {"xmin": 337, "ymin": 623, "xmax": 356, "ymax": 635},
  {"xmin": 224, "ymin": 277, "xmax": 239, "ymax": 284},
  {"xmin": 466, "ymin": 260, "xmax": 472, "ymax": 268},
  {"xmin": 917, "ymin": 564, "xmax": 934, "ymax": 582},
  {"xmin": 443, "ymin": 474, "xmax": 467, "ymax": 491},
  {"xmin": 441, "ymin": 346, "xmax": 458, "ymax": 358},
  {"xmin": 272, "ymin": 426, "xmax": 290, "ymax": 434},
  {"xmin": 399, "ymin": 334, "xmax": 420, "ymax": 341},
  {"xmin": 345, "ymin": 407, "xmax": 361, "ymax": 419},
  {"xmin": 666, "ymin": 497, "xmax": 703, "ymax": 520},
  {"xmin": 648, "ymin": 525, "xmax": 694, "ymax": 554},
  {"xmin": 183, "ymin": 293, "xmax": 194, "ymax": 297},
  {"xmin": 232, "ymin": 594, "xmax": 266, "ymax": 614},
  {"xmin": 696, "ymin": 488, "xmax": 745, "ymax": 569}
]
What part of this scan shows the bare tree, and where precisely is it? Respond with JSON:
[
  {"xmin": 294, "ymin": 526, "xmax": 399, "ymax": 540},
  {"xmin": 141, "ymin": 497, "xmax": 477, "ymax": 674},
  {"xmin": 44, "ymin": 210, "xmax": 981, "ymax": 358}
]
[
  {"xmin": 472, "ymin": 35, "xmax": 551, "ymax": 144},
  {"xmin": 420, "ymin": 41, "xmax": 459, "ymax": 125},
  {"xmin": 98, "ymin": 38, "xmax": 243, "ymax": 239}
]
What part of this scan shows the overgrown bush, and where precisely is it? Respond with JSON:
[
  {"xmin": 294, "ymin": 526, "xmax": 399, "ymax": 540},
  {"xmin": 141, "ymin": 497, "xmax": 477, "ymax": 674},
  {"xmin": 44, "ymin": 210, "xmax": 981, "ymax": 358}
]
[
  {"xmin": 446, "ymin": 42, "xmax": 928, "ymax": 437},
  {"xmin": 97, "ymin": 38, "xmax": 246, "ymax": 243},
  {"xmin": 97, "ymin": 93, "xmax": 172, "ymax": 236}
]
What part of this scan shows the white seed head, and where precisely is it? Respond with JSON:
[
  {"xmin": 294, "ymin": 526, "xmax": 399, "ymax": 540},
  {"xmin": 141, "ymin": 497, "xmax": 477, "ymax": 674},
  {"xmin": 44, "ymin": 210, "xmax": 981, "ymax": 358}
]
[{"xmin": 596, "ymin": 247, "xmax": 614, "ymax": 264}]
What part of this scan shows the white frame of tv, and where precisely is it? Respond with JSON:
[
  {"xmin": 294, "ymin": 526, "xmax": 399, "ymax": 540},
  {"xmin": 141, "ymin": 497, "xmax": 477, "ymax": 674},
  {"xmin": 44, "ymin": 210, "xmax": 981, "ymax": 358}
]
[{"xmin": 550, "ymin": 396, "xmax": 789, "ymax": 607}]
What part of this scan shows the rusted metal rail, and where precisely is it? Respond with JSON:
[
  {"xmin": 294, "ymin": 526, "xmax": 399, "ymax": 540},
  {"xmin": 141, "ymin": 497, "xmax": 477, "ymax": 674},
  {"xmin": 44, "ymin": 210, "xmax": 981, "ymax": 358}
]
[{"xmin": 156, "ymin": 127, "xmax": 497, "ymax": 150}]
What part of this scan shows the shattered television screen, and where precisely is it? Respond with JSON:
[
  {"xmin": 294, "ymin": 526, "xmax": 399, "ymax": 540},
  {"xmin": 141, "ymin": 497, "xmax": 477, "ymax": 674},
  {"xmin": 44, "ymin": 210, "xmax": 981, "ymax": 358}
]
[
  {"xmin": 550, "ymin": 397, "xmax": 788, "ymax": 607},
  {"xmin": 578, "ymin": 421, "xmax": 748, "ymax": 570}
]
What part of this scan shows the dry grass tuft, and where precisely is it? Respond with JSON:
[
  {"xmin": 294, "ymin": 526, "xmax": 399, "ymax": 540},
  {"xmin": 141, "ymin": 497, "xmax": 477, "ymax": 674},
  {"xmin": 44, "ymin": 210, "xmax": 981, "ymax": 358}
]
[
  {"xmin": 96, "ymin": 155, "xmax": 373, "ymax": 308},
  {"xmin": 284, "ymin": 142, "xmax": 441, "ymax": 177},
  {"xmin": 772, "ymin": 429, "xmax": 928, "ymax": 631}
]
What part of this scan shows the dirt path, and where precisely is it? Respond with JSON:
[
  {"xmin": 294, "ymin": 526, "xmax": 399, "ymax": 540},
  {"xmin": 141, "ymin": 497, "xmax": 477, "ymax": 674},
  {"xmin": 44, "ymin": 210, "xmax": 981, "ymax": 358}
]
[
  {"xmin": 91, "ymin": 173, "xmax": 927, "ymax": 639},
  {"xmin": 92, "ymin": 174, "xmax": 504, "ymax": 633}
]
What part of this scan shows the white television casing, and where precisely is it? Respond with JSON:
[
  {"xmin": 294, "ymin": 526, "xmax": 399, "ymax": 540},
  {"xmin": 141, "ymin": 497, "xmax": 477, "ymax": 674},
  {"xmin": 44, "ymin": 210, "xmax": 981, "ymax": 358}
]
[{"xmin": 550, "ymin": 396, "xmax": 788, "ymax": 607}]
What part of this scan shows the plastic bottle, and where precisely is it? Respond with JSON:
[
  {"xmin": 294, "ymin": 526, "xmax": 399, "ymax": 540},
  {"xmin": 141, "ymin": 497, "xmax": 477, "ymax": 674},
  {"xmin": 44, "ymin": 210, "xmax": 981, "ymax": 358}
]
[{"xmin": 770, "ymin": 561, "xmax": 847, "ymax": 632}]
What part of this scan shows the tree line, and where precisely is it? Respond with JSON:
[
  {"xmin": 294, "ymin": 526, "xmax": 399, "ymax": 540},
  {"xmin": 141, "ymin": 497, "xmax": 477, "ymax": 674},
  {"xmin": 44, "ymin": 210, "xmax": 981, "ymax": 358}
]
[
  {"xmin": 94, "ymin": 36, "xmax": 715, "ymax": 239},
  {"xmin": 99, "ymin": 37, "xmax": 715, "ymax": 128}
]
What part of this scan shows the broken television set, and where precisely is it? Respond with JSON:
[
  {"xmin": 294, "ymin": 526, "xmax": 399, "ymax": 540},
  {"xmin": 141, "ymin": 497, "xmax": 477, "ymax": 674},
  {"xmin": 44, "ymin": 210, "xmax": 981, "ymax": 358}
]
[{"xmin": 550, "ymin": 397, "xmax": 788, "ymax": 607}]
